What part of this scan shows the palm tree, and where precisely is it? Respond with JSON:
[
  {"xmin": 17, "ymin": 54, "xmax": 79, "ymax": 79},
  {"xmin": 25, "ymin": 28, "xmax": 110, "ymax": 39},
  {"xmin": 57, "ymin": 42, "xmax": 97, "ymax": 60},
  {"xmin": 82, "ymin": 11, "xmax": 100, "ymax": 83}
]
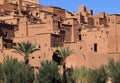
[
  {"xmin": 54, "ymin": 46, "xmax": 74, "ymax": 82},
  {"xmin": 13, "ymin": 41, "xmax": 39, "ymax": 64}
]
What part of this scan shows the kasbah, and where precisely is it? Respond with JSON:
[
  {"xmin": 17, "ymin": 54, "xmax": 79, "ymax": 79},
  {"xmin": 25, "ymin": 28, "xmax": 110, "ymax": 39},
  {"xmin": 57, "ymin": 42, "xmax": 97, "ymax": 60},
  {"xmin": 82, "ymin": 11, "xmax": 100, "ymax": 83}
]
[{"xmin": 0, "ymin": 0, "xmax": 120, "ymax": 72}]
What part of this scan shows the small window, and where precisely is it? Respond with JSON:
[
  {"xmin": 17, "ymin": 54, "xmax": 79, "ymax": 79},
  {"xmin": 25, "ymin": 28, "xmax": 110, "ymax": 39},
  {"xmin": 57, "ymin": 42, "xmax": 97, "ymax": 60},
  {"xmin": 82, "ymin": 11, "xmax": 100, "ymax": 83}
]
[
  {"xmin": 94, "ymin": 43, "xmax": 97, "ymax": 52},
  {"xmin": 36, "ymin": 13, "xmax": 39, "ymax": 17},
  {"xmin": 79, "ymin": 35, "xmax": 82, "ymax": 40},
  {"xmin": 108, "ymin": 19, "xmax": 110, "ymax": 22},
  {"xmin": 5, "ymin": 32, "xmax": 8, "ymax": 37},
  {"xmin": 38, "ymin": 44, "xmax": 41, "ymax": 48},
  {"xmin": 96, "ymin": 22, "xmax": 98, "ymax": 24},
  {"xmin": 80, "ymin": 46, "xmax": 82, "ymax": 49},
  {"xmin": 32, "ymin": 57, "xmax": 34, "ymax": 59}
]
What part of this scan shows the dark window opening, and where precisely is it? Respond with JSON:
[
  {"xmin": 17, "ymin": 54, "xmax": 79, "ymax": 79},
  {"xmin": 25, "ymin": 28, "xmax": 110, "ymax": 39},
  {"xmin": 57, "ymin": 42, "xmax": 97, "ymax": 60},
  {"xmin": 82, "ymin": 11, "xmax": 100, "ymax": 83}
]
[
  {"xmin": 32, "ymin": 57, "xmax": 34, "ymax": 59},
  {"xmin": 38, "ymin": 44, "xmax": 41, "ymax": 48},
  {"xmin": 79, "ymin": 35, "xmax": 82, "ymax": 40},
  {"xmin": 96, "ymin": 22, "xmax": 98, "ymax": 24},
  {"xmin": 94, "ymin": 43, "xmax": 97, "ymax": 52},
  {"xmin": 36, "ymin": 13, "xmax": 39, "ymax": 17},
  {"xmin": 5, "ymin": 32, "xmax": 8, "ymax": 37}
]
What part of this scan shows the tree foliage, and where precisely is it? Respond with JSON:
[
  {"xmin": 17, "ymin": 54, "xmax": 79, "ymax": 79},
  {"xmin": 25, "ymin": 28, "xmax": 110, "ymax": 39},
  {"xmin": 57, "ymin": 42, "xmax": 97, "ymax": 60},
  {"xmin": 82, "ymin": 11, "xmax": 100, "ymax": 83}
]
[
  {"xmin": 13, "ymin": 41, "xmax": 39, "ymax": 64},
  {"xmin": 92, "ymin": 65, "xmax": 107, "ymax": 83},
  {"xmin": 66, "ymin": 66, "xmax": 107, "ymax": 83},
  {"xmin": 66, "ymin": 67, "xmax": 81, "ymax": 83},
  {"xmin": 54, "ymin": 47, "xmax": 74, "ymax": 65},
  {"xmin": 106, "ymin": 58, "xmax": 120, "ymax": 83},
  {"xmin": 53, "ymin": 47, "xmax": 74, "ymax": 83},
  {"xmin": 1, "ymin": 56, "xmax": 34, "ymax": 83},
  {"xmin": 35, "ymin": 60, "xmax": 61, "ymax": 83}
]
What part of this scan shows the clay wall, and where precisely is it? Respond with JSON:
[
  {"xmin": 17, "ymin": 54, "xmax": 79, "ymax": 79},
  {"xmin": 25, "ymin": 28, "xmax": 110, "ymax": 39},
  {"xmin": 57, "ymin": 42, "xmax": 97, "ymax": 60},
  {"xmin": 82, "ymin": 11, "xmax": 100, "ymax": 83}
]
[
  {"xmin": 0, "ymin": 0, "xmax": 4, "ymax": 5},
  {"xmin": 28, "ymin": 24, "xmax": 49, "ymax": 36},
  {"xmin": 41, "ymin": 6, "xmax": 65, "ymax": 21},
  {"xmin": 35, "ymin": 34, "xmax": 51, "ymax": 51},
  {"xmin": 40, "ymin": 7, "xmax": 54, "ymax": 14},
  {"xmin": 78, "ymin": 6, "xmax": 86, "ymax": 13},
  {"xmin": 28, "ymin": 15, "xmax": 54, "ymax": 36},
  {"xmin": 116, "ymin": 24, "xmax": 120, "ymax": 52},
  {"xmin": 13, "ymin": 33, "xmax": 51, "ymax": 51},
  {"xmin": 65, "ymin": 11, "xmax": 74, "ymax": 19},
  {"xmin": 5, "ymin": 19, "xmax": 18, "ymax": 25},
  {"xmin": 87, "ymin": 9, "xmax": 93, "ymax": 16},
  {"xmin": 80, "ymin": 29, "xmax": 108, "ymax": 53},
  {"xmin": 14, "ymin": 17, "xmax": 27, "ymax": 37},
  {"xmin": 53, "ymin": 7, "xmax": 65, "ymax": 21},
  {"xmin": 0, "ymin": 37, "xmax": 3, "ymax": 50},
  {"xmin": 22, "ymin": 0, "xmax": 38, "ymax": 4},
  {"xmin": 66, "ymin": 52, "xmax": 120, "ymax": 68},
  {"xmin": 107, "ymin": 15, "xmax": 120, "ymax": 53}
]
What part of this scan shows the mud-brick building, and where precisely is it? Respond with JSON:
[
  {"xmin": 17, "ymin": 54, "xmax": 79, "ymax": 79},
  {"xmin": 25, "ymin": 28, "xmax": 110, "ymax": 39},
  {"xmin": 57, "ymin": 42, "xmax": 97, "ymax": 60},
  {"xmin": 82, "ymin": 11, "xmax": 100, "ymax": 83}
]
[{"xmin": 0, "ymin": 0, "xmax": 120, "ymax": 71}]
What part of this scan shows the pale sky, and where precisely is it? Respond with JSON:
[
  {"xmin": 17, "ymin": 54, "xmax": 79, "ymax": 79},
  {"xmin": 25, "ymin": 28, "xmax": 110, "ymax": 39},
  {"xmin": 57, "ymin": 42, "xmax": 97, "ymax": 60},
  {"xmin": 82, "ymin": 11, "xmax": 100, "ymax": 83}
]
[{"xmin": 39, "ymin": 0, "xmax": 120, "ymax": 14}]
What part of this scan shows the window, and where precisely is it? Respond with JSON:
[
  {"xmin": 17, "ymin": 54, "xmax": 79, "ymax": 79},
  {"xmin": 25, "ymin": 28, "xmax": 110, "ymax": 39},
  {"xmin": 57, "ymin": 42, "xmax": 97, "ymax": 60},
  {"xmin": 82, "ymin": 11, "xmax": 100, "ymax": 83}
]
[
  {"xmin": 96, "ymin": 22, "xmax": 98, "ymax": 24},
  {"xmin": 32, "ymin": 57, "xmax": 34, "ymax": 59},
  {"xmin": 36, "ymin": 12, "xmax": 39, "ymax": 17},
  {"xmin": 5, "ymin": 32, "xmax": 8, "ymax": 37},
  {"xmin": 38, "ymin": 44, "xmax": 41, "ymax": 48},
  {"xmin": 94, "ymin": 43, "xmax": 97, "ymax": 52},
  {"xmin": 79, "ymin": 35, "xmax": 82, "ymax": 40}
]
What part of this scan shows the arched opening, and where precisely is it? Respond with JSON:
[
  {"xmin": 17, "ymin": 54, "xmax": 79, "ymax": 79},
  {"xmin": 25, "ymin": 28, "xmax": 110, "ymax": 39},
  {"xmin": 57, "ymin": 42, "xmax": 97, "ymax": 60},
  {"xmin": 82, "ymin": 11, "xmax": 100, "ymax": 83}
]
[{"xmin": 52, "ymin": 50, "xmax": 62, "ymax": 65}]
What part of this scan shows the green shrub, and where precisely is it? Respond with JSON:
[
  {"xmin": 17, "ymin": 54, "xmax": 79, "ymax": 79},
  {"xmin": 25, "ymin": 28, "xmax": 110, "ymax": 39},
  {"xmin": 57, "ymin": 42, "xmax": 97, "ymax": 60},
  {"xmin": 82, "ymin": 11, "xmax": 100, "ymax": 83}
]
[
  {"xmin": 35, "ymin": 60, "xmax": 61, "ymax": 83},
  {"xmin": 107, "ymin": 58, "xmax": 120, "ymax": 83},
  {"xmin": 1, "ymin": 56, "xmax": 34, "ymax": 83}
]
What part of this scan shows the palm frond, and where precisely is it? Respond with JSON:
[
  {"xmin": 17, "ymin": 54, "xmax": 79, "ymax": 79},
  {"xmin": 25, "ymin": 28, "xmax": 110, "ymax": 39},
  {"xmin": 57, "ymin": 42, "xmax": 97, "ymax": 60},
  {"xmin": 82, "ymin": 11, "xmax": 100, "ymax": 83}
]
[
  {"xmin": 12, "ymin": 41, "xmax": 40, "ymax": 64},
  {"xmin": 55, "ymin": 46, "xmax": 74, "ymax": 61}
]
